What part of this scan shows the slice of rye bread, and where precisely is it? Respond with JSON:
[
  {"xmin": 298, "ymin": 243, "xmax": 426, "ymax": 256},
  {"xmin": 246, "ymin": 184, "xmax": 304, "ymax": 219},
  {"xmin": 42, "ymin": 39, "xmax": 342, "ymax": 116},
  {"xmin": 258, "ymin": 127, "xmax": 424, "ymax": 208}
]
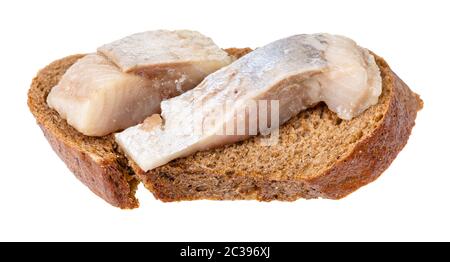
[
  {"xmin": 28, "ymin": 48, "xmax": 422, "ymax": 208},
  {"xmin": 27, "ymin": 49, "xmax": 250, "ymax": 209}
]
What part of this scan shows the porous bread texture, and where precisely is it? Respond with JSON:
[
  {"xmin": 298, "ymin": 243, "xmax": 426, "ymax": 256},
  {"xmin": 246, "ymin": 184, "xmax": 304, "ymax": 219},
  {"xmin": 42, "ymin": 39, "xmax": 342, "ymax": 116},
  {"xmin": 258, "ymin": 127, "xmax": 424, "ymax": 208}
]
[
  {"xmin": 28, "ymin": 48, "xmax": 422, "ymax": 208},
  {"xmin": 134, "ymin": 53, "xmax": 423, "ymax": 202}
]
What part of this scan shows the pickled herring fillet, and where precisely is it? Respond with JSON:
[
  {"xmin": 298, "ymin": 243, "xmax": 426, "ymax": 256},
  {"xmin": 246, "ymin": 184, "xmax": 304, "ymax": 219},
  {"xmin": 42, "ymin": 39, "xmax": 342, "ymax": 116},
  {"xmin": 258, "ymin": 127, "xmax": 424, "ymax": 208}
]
[
  {"xmin": 98, "ymin": 30, "xmax": 232, "ymax": 93},
  {"xmin": 47, "ymin": 54, "xmax": 159, "ymax": 136},
  {"xmin": 116, "ymin": 34, "xmax": 382, "ymax": 171},
  {"xmin": 47, "ymin": 30, "xmax": 232, "ymax": 136}
]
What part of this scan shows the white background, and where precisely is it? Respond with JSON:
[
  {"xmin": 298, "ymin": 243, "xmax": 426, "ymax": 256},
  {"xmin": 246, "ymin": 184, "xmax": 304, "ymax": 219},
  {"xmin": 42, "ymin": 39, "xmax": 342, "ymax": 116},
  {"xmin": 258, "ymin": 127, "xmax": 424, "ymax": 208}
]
[{"xmin": 0, "ymin": 0, "xmax": 449, "ymax": 241}]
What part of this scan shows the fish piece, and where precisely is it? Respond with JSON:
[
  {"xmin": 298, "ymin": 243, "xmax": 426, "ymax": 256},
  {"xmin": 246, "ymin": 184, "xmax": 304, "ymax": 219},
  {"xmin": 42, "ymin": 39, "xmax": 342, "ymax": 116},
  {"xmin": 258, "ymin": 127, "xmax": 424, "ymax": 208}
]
[
  {"xmin": 116, "ymin": 34, "xmax": 382, "ymax": 171},
  {"xmin": 98, "ymin": 30, "xmax": 232, "ymax": 93},
  {"xmin": 47, "ymin": 54, "xmax": 160, "ymax": 136},
  {"xmin": 301, "ymin": 35, "xmax": 382, "ymax": 119},
  {"xmin": 48, "ymin": 30, "xmax": 232, "ymax": 136}
]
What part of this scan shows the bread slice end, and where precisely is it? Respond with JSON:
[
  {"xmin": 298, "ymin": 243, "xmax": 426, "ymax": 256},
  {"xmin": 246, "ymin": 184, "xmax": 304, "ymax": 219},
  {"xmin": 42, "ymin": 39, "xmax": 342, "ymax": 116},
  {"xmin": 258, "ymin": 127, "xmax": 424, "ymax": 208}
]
[{"xmin": 28, "ymin": 55, "xmax": 139, "ymax": 209}]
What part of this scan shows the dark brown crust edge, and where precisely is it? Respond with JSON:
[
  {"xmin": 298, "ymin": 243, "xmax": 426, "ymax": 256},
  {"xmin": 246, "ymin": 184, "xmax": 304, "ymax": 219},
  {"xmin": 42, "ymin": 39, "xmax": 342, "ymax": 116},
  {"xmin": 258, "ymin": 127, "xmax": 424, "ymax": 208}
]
[
  {"xmin": 137, "ymin": 54, "xmax": 423, "ymax": 202},
  {"xmin": 38, "ymin": 123, "xmax": 140, "ymax": 208},
  {"xmin": 307, "ymin": 58, "xmax": 423, "ymax": 199},
  {"xmin": 28, "ymin": 55, "xmax": 139, "ymax": 209}
]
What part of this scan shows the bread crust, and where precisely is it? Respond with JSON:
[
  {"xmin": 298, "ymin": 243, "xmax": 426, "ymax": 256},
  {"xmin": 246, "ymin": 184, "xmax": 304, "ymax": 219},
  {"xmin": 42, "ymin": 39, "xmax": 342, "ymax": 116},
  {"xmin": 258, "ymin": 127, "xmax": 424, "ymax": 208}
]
[
  {"xmin": 307, "ymin": 60, "xmax": 423, "ymax": 199},
  {"xmin": 39, "ymin": 123, "xmax": 139, "ymax": 208}
]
